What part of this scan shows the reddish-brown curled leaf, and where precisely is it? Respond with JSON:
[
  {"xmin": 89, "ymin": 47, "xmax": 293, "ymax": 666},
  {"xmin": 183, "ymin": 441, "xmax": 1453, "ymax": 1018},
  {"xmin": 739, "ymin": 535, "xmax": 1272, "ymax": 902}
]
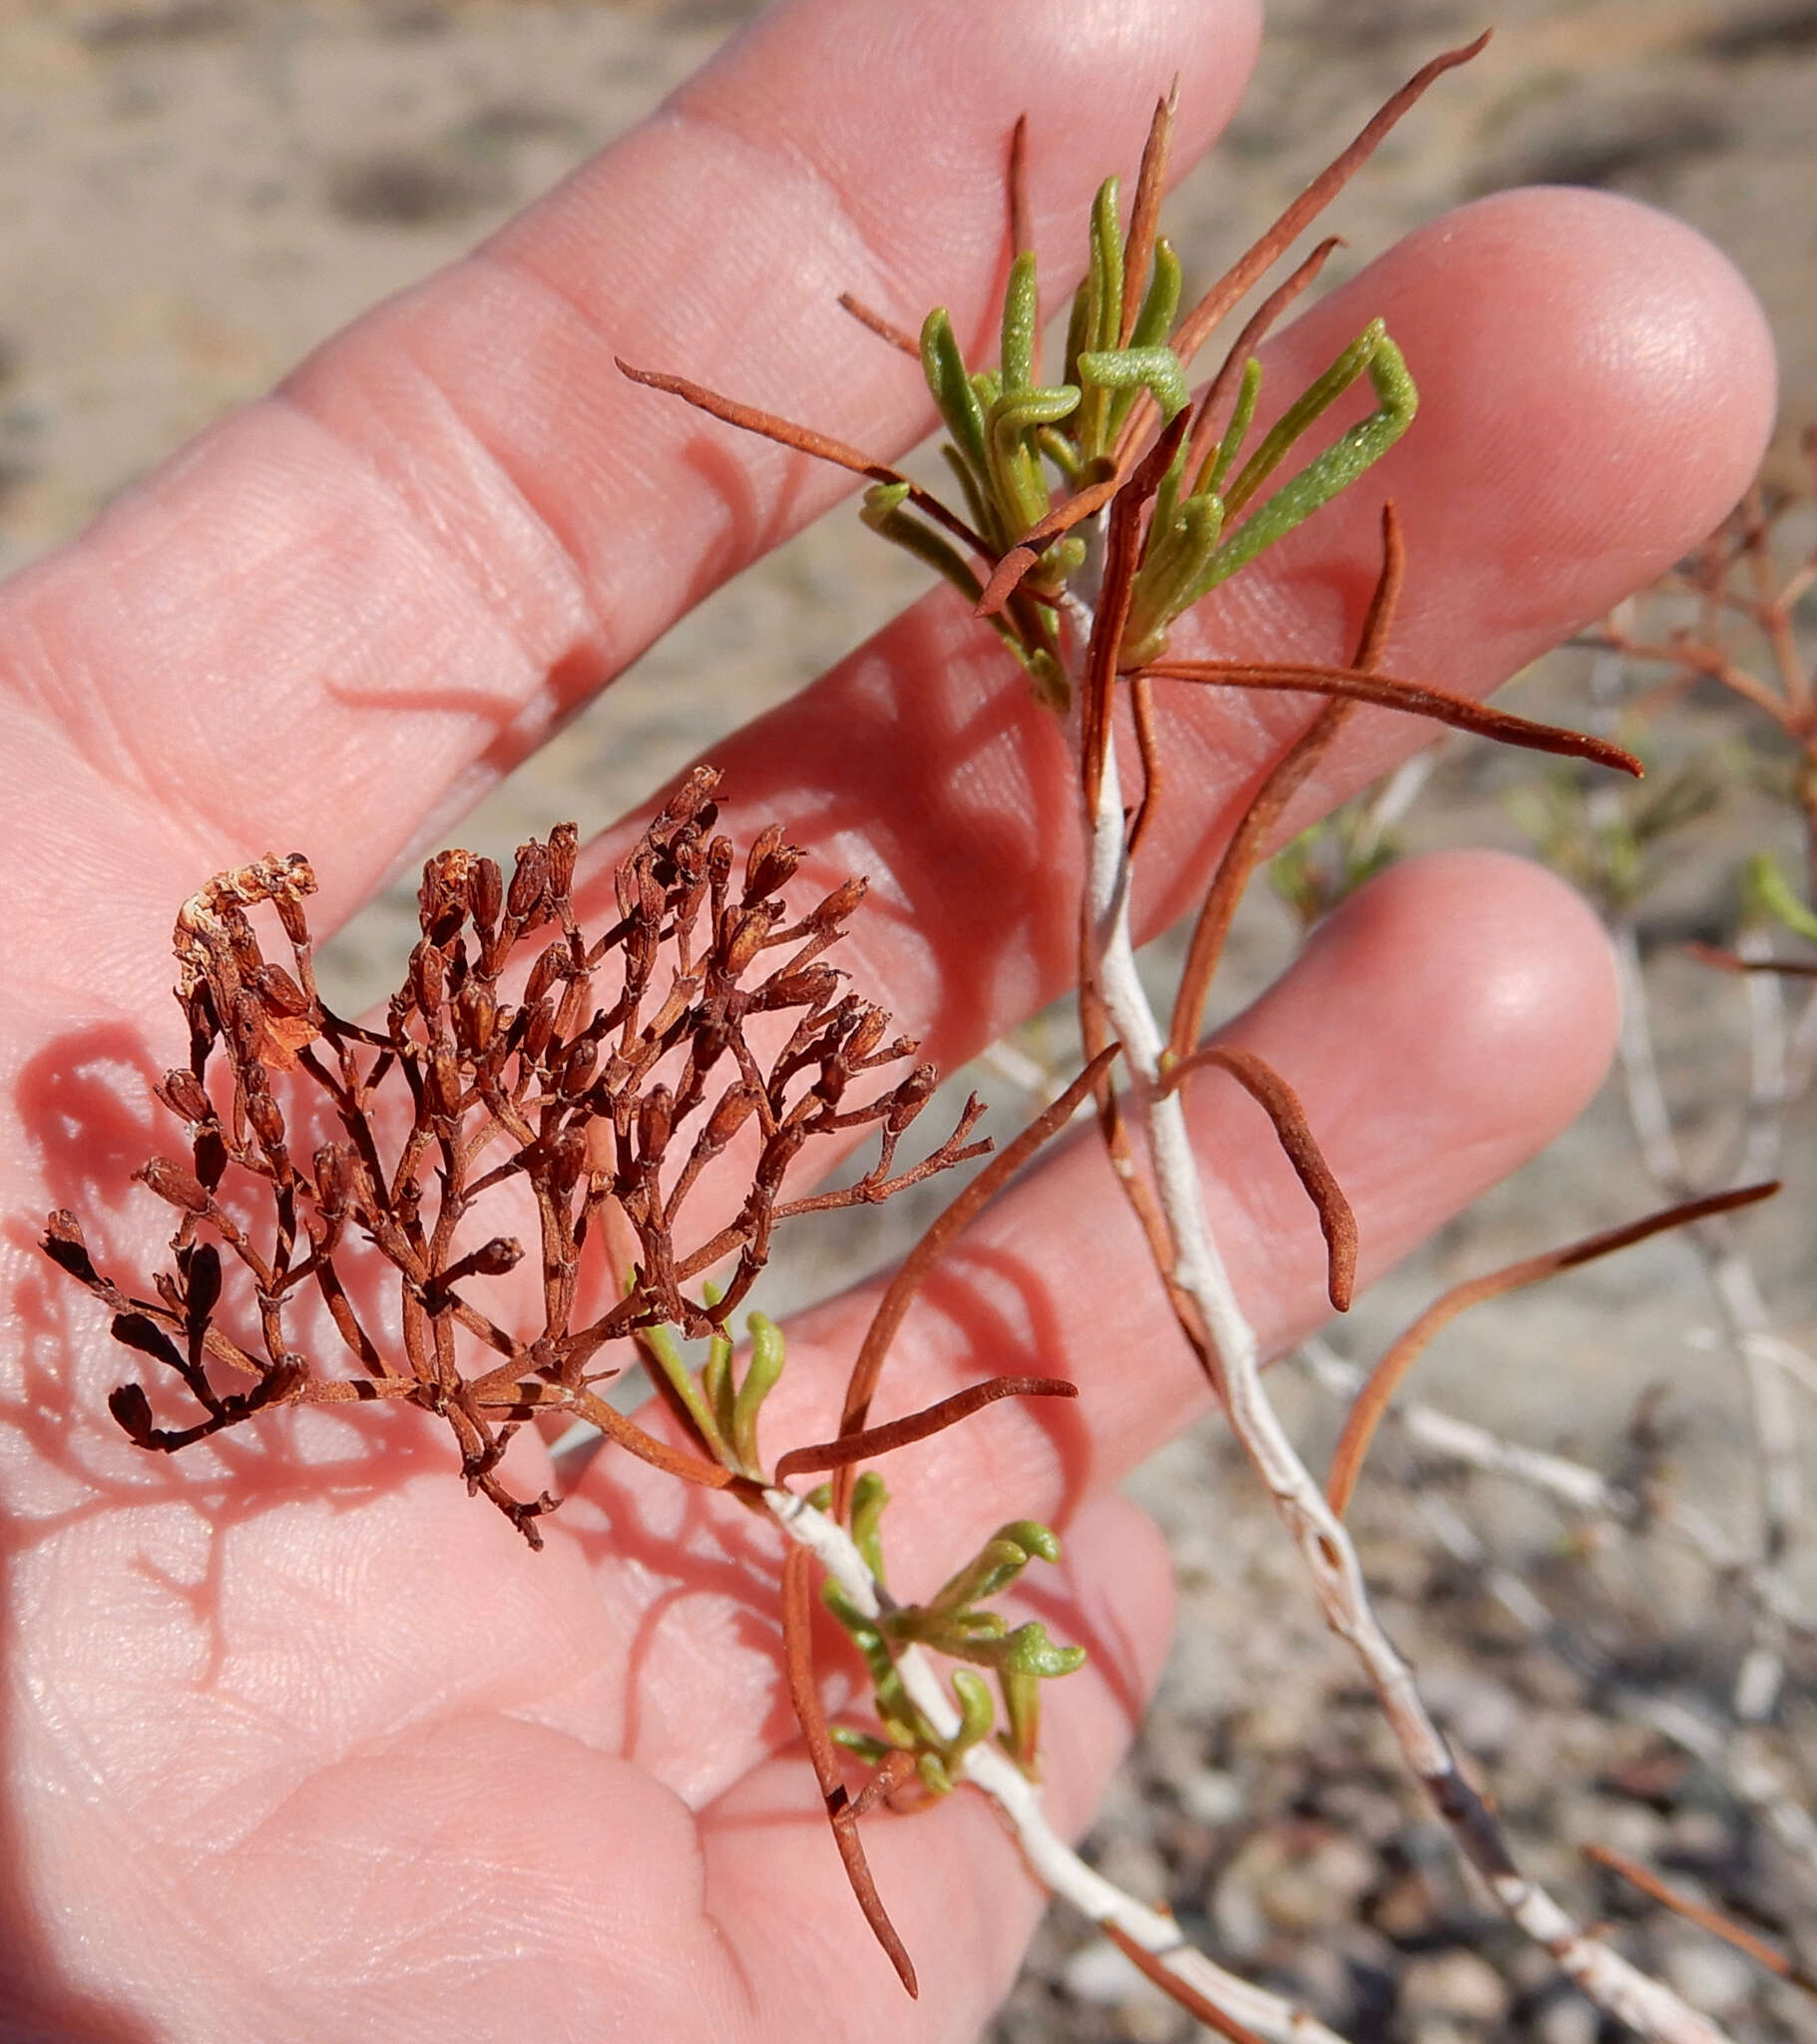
[
  {"xmin": 1137, "ymin": 659, "xmax": 1644, "ymax": 774},
  {"xmin": 1327, "ymin": 1181, "xmax": 1779, "ymax": 1517},
  {"xmin": 1163, "ymin": 1045, "xmax": 1356, "ymax": 1311},
  {"xmin": 616, "ymin": 358, "xmax": 989, "ymax": 560},
  {"xmin": 774, "ymin": 1376, "xmax": 1077, "ymax": 1483},
  {"xmin": 780, "ymin": 1545, "xmax": 919, "ymax": 1997}
]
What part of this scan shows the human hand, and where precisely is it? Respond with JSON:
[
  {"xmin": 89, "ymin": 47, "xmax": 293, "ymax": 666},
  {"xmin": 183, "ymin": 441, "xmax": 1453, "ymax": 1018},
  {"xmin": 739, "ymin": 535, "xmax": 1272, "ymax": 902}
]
[{"xmin": 0, "ymin": 0, "xmax": 1774, "ymax": 2037}]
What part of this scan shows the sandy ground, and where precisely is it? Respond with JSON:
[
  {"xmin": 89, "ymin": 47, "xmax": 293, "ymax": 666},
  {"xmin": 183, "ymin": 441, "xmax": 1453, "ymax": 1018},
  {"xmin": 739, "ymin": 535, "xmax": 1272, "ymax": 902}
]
[{"xmin": 5, "ymin": 3, "xmax": 1817, "ymax": 2039}]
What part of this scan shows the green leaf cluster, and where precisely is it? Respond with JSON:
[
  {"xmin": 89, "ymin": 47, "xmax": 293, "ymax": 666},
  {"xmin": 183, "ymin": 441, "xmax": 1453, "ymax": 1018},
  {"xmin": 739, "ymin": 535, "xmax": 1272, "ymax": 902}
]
[
  {"xmin": 818, "ymin": 1474, "xmax": 1087, "ymax": 1789},
  {"xmin": 642, "ymin": 1300, "xmax": 785, "ymax": 1479},
  {"xmin": 859, "ymin": 163, "xmax": 1418, "ymax": 699}
]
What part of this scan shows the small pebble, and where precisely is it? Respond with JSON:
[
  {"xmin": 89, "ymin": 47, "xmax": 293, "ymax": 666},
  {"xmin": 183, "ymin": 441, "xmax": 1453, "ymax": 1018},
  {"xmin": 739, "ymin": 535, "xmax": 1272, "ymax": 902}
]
[
  {"xmin": 1663, "ymin": 1938, "xmax": 1759, "ymax": 2019},
  {"xmin": 1536, "ymin": 1997, "xmax": 1597, "ymax": 2044},
  {"xmin": 1177, "ymin": 1767, "xmax": 1245, "ymax": 1828},
  {"xmin": 1399, "ymin": 1948, "xmax": 1511, "ymax": 2026}
]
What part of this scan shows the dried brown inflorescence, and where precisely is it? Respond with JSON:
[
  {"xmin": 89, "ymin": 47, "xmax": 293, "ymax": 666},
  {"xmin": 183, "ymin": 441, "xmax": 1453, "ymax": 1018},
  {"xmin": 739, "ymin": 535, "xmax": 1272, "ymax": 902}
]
[{"xmin": 43, "ymin": 766, "xmax": 992, "ymax": 1546}]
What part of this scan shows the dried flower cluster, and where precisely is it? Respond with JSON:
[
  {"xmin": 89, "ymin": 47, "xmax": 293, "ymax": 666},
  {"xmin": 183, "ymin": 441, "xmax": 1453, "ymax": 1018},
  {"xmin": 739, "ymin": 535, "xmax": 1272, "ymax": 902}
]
[{"xmin": 45, "ymin": 766, "xmax": 996, "ymax": 1544}]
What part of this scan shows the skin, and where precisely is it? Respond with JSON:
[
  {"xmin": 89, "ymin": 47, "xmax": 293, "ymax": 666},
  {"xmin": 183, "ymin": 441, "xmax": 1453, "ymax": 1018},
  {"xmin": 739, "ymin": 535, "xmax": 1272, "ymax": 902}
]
[{"xmin": 0, "ymin": 0, "xmax": 1777, "ymax": 2038}]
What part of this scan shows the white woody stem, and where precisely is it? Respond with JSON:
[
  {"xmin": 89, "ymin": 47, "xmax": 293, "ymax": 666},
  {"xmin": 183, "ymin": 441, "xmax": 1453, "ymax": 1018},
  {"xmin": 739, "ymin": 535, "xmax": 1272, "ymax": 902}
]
[{"xmin": 1081, "ymin": 713, "xmax": 1732, "ymax": 2044}]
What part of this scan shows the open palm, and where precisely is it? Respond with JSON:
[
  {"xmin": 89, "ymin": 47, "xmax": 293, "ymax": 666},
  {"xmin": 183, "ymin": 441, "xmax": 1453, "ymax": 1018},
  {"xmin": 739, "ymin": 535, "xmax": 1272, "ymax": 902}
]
[{"xmin": 0, "ymin": 1, "xmax": 1774, "ymax": 2038}]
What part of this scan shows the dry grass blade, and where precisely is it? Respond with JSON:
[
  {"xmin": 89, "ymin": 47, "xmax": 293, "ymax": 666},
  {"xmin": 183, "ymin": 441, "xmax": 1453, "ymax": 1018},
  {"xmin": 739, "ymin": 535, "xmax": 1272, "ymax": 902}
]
[
  {"xmin": 1109, "ymin": 34, "xmax": 1488, "ymax": 468},
  {"xmin": 617, "ymin": 358, "xmax": 990, "ymax": 559},
  {"xmin": 1118, "ymin": 85, "xmax": 1177, "ymax": 348},
  {"xmin": 1162, "ymin": 1044, "xmax": 1357, "ymax": 1310},
  {"xmin": 1170, "ymin": 33, "xmax": 1490, "ymax": 369},
  {"xmin": 832, "ymin": 1046, "xmax": 1118, "ymax": 1518},
  {"xmin": 1176, "ymin": 236, "xmax": 1342, "ymax": 485},
  {"xmin": 1326, "ymin": 1181, "xmax": 1780, "ymax": 1517},
  {"xmin": 1586, "ymin": 1844, "xmax": 1817, "ymax": 1999},
  {"xmin": 1128, "ymin": 671, "xmax": 1164, "ymax": 856},
  {"xmin": 1166, "ymin": 504, "xmax": 1405, "ymax": 1067},
  {"xmin": 838, "ymin": 291, "xmax": 919, "ymax": 357},
  {"xmin": 780, "ymin": 1546, "xmax": 919, "ymax": 1997},
  {"xmin": 1138, "ymin": 659, "xmax": 1643, "ymax": 774},
  {"xmin": 1099, "ymin": 1922, "xmax": 1271, "ymax": 2044},
  {"xmin": 773, "ymin": 1376, "xmax": 1077, "ymax": 1483}
]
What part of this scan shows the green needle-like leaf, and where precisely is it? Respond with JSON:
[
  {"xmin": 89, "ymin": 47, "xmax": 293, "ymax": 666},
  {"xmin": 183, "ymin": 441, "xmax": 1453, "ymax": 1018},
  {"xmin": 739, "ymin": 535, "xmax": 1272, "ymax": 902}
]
[
  {"xmin": 1075, "ymin": 344, "xmax": 1189, "ymax": 422},
  {"xmin": 920, "ymin": 306, "xmax": 990, "ymax": 480},
  {"xmin": 850, "ymin": 1471, "xmax": 890, "ymax": 1583},
  {"xmin": 1000, "ymin": 250, "xmax": 1040, "ymax": 395},
  {"xmin": 1202, "ymin": 355, "xmax": 1263, "ymax": 496},
  {"xmin": 1123, "ymin": 494, "xmax": 1226, "ymax": 666},
  {"xmin": 861, "ymin": 482, "xmax": 986, "ymax": 604},
  {"xmin": 1196, "ymin": 326, "xmax": 1416, "ymax": 595},
  {"xmin": 732, "ymin": 1311, "xmax": 786, "ymax": 1474},
  {"xmin": 949, "ymin": 1669, "xmax": 996, "ymax": 1756},
  {"xmin": 644, "ymin": 1320, "xmax": 732, "ymax": 1466}
]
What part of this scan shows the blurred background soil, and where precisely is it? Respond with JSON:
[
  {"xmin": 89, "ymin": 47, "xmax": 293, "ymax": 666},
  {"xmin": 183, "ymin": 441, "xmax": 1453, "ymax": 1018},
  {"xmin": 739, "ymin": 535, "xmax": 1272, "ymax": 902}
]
[{"xmin": 5, "ymin": 3, "xmax": 1817, "ymax": 2038}]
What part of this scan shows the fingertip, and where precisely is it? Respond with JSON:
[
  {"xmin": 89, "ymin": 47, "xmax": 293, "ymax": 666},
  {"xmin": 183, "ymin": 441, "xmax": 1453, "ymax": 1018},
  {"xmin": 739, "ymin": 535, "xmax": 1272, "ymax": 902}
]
[{"xmin": 1400, "ymin": 186, "xmax": 1776, "ymax": 596}]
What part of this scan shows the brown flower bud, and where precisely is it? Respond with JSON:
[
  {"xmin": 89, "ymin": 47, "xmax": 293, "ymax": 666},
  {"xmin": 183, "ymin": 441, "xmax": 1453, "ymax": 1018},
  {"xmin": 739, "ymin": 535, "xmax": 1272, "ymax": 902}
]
[
  {"xmin": 547, "ymin": 822, "xmax": 579, "ymax": 903},
  {"xmin": 456, "ymin": 980, "xmax": 497, "ymax": 1055},
  {"xmin": 246, "ymin": 1089, "xmax": 285, "ymax": 1152},
  {"xmin": 561, "ymin": 1037, "xmax": 599, "ymax": 1095},
  {"xmin": 468, "ymin": 856, "xmax": 503, "ymax": 932},
  {"xmin": 109, "ymin": 1381, "xmax": 157, "ymax": 1447},
  {"xmin": 743, "ymin": 822, "xmax": 801, "ymax": 903},
  {"xmin": 469, "ymin": 1236, "xmax": 523, "ymax": 1277},
  {"xmin": 886, "ymin": 1063, "xmax": 939, "ymax": 1134},
  {"xmin": 756, "ymin": 1122, "xmax": 807, "ymax": 1190},
  {"xmin": 228, "ymin": 991, "xmax": 266, "ymax": 1062},
  {"xmin": 721, "ymin": 904, "xmax": 777, "ymax": 979},
  {"xmin": 508, "ymin": 840, "xmax": 549, "ymax": 922},
  {"xmin": 703, "ymin": 1082, "xmax": 757, "ymax": 1150},
  {"xmin": 846, "ymin": 1006, "xmax": 889, "ymax": 1065},
  {"xmin": 138, "ymin": 1158, "xmax": 211, "ymax": 1215},
  {"xmin": 313, "ymin": 1143, "xmax": 359, "ymax": 1219},
  {"xmin": 272, "ymin": 881, "xmax": 311, "ymax": 949},
  {"xmin": 662, "ymin": 765, "xmax": 719, "ymax": 834},
  {"xmin": 613, "ymin": 856, "xmax": 637, "ymax": 923},
  {"xmin": 156, "ymin": 1069, "xmax": 214, "ymax": 1126},
  {"xmin": 524, "ymin": 942, "xmax": 565, "ymax": 1011},
  {"xmin": 759, "ymin": 965, "xmax": 839, "ymax": 1013},
  {"xmin": 520, "ymin": 998, "xmax": 555, "ymax": 1067},
  {"xmin": 431, "ymin": 1045, "xmax": 464, "ymax": 1119},
  {"xmin": 810, "ymin": 876, "xmax": 867, "ymax": 928},
  {"xmin": 547, "ymin": 1127, "xmax": 587, "ymax": 1197},
  {"xmin": 637, "ymin": 1083, "xmax": 674, "ymax": 1162},
  {"xmin": 554, "ymin": 968, "xmax": 594, "ymax": 1045},
  {"xmin": 411, "ymin": 940, "xmax": 446, "ymax": 1016}
]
